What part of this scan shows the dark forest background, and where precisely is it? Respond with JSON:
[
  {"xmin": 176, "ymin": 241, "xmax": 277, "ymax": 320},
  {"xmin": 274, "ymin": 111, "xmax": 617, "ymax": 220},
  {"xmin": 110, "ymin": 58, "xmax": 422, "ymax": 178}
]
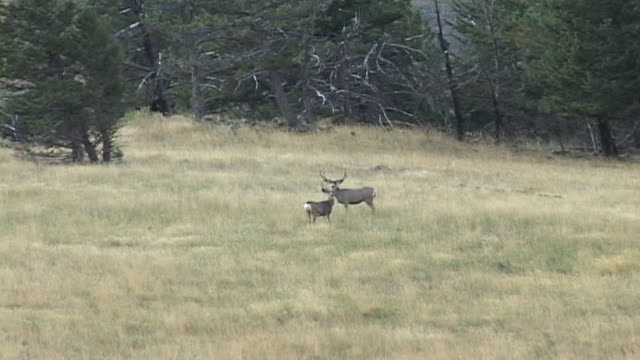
[{"xmin": 1, "ymin": 0, "xmax": 639, "ymax": 161}]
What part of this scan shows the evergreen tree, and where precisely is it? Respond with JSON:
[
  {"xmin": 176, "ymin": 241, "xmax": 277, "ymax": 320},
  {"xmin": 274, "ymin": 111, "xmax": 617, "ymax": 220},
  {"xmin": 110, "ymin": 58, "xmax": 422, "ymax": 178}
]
[
  {"xmin": 86, "ymin": 0, "xmax": 175, "ymax": 115},
  {"xmin": 517, "ymin": 0, "xmax": 640, "ymax": 156},
  {"xmin": 74, "ymin": 8, "xmax": 128, "ymax": 162},
  {"xmin": 0, "ymin": 2, "xmax": 7, "ymax": 79},
  {"xmin": 452, "ymin": 0, "xmax": 527, "ymax": 142},
  {"xmin": 2, "ymin": 0, "xmax": 127, "ymax": 162}
]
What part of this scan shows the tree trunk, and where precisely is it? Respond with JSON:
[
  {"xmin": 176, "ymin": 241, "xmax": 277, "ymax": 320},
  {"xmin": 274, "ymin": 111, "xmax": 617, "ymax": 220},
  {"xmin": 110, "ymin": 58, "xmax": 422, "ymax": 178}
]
[
  {"xmin": 102, "ymin": 130, "xmax": 112, "ymax": 162},
  {"xmin": 484, "ymin": 1, "xmax": 505, "ymax": 144},
  {"xmin": 302, "ymin": 86, "xmax": 316, "ymax": 125},
  {"xmin": 336, "ymin": 43, "xmax": 352, "ymax": 124},
  {"xmin": 150, "ymin": 88, "xmax": 170, "ymax": 115},
  {"xmin": 137, "ymin": 5, "xmax": 170, "ymax": 116},
  {"xmin": 67, "ymin": 123, "xmax": 84, "ymax": 162},
  {"xmin": 597, "ymin": 117, "xmax": 618, "ymax": 157},
  {"xmin": 191, "ymin": 45, "xmax": 205, "ymax": 121},
  {"xmin": 82, "ymin": 132, "xmax": 99, "ymax": 163},
  {"xmin": 300, "ymin": 32, "xmax": 316, "ymax": 125},
  {"xmin": 488, "ymin": 79, "xmax": 504, "ymax": 143},
  {"xmin": 434, "ymin": 0, "xmax": 465, "ymax": 141},
  {"xmin": 269, "ymin": 70, "xmax": 299, "ymax": 129},
  {"xmin": 71, "ymin": 137, "xmax": 84, "ymax": 163}
]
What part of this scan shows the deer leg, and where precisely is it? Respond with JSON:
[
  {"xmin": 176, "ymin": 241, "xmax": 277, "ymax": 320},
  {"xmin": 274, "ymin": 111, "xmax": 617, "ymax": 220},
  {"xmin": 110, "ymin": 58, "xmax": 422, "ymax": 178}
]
[
  {"xmin": 307, "ymin": 213, "xmax": 312, "ymax": 224},
  {"xmin": 327, "ymin": 213, "xmax": 331, "ymax": 224},
  {"xmin": 343, "ymin": 203, "xmax": 348, "ymax": 212},
  {"xmin": 312, "ymin": 216, "xmax": 317, "ymax": 224},
  {"xmin": 366, "ymin": 200, "xmax": 376, "ymax": 214}
]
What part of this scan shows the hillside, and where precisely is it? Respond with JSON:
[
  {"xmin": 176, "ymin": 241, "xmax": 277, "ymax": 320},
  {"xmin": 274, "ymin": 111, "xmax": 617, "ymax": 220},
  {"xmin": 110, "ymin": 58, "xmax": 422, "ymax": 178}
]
[{"xmin": 1, "ymin": 114, "xmax": 639, "ymax": 358}]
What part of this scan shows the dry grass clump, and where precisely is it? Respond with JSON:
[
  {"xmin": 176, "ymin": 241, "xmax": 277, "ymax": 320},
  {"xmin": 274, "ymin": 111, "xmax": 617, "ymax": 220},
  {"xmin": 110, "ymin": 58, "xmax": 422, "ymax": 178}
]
[{"xmin": 1, "ymin": 112, "xmax": 639, "ymax": 359}]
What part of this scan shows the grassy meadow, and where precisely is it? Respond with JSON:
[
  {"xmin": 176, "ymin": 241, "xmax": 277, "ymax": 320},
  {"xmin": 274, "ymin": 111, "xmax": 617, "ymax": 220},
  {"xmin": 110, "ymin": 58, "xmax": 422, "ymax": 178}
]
[{"xmin": 1, "ymin": 113, "xmax": 639, "ymax": 359}]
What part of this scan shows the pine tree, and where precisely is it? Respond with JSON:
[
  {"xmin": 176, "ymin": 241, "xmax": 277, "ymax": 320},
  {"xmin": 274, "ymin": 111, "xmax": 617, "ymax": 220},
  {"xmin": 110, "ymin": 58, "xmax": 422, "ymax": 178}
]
[
  {"xmin": 2, "ymin": 0, "xmax": 127, "ymax": 162},
  {"xmin": 0, "ymin": 2, "xmax": 7, "ymax": 79},
  {"xmin": 452, "ymin": 0, "xmax": 527, "ymax": 142},
  {"xmin": 73, "ymin": 8, "xmax": 127, "ymax": 162},
  {"xmin": 518, "ymin": 0, "xmax": 640, "ymax": 156}
]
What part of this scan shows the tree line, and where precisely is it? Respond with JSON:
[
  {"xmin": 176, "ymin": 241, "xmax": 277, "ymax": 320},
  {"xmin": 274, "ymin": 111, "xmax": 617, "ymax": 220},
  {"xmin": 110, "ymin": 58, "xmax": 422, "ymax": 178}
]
[{"xmin": 1, "ymin": 0, "xmax": 638, "ymax": 161}]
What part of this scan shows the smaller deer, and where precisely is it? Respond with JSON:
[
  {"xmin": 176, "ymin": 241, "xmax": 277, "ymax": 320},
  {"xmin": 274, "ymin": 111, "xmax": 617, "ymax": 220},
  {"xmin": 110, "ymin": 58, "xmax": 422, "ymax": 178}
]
[
  {"xmin": 320, "ymin": 169, "xmax": 376, "ymax": 213},
  {"xmin": 304, "ymin": 185, "xmax": 336, "ymax": 224}
]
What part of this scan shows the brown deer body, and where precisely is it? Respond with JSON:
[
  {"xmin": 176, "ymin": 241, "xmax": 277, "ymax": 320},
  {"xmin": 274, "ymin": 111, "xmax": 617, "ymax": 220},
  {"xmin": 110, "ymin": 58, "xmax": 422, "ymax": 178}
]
[
  {"xmin": 320, "ymin": 170, "xmax": 376, "ymax": 213},
  {"xmin": 304, "ymin": 186, "xmax": 335, "ymax": 224}
]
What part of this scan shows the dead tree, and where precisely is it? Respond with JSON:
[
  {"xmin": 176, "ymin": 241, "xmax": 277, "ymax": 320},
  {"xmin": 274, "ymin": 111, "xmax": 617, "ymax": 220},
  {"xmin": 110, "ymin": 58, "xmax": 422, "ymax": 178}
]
[
  {"xmin": 304, "ymin": 15, "xmax": 445, "ymax": 130},
  {"xmin": 118, "ymin": 0, "xmax": 172, "ymax": 115},
  {"xmin": 434, "ymin": 0, "xmax": 465, "ymax": 140}
]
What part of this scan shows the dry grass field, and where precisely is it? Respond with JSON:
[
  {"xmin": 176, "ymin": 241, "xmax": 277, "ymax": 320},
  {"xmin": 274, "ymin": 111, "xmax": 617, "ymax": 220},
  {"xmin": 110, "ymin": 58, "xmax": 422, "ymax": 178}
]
[{"xmin": 1, "ymin": 113, "xmax": 639, "ymax": 359}]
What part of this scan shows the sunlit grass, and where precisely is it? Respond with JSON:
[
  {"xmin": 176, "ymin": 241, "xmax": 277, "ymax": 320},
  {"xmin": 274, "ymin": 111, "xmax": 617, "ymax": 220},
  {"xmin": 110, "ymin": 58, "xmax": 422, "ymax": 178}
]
[{"xmin": 1, "ymin": 112, "xmax": 639, "ymax": 359}]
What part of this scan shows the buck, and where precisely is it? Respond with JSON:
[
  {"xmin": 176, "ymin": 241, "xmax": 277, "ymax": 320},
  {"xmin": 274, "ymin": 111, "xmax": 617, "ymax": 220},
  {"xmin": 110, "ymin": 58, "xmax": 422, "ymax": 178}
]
[
  {"xmin": 320, "ymin": 169, "xmax": 376, "ymax": 213},
  {"xmin": 304, "ymin": 185, "xmax": 336, "ymax": 224}
]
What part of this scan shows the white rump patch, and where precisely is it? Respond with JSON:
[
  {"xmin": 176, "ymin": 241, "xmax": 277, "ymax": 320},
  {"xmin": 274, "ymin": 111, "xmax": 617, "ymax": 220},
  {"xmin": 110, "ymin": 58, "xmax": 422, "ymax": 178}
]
[{"xmin": 304, "ymin": 203, "xmax": 311, "ymax": 212}]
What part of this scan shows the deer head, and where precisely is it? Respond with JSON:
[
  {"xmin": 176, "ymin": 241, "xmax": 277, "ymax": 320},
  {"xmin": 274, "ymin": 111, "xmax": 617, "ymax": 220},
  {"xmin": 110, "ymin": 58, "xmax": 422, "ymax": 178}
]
[
  {"xmin": 320, "ymin": 169, "xmax": 347, "ymax": 191},
  {"xmin": 303, "ymin": 183, "xmax": 336, "ymax": 224}
]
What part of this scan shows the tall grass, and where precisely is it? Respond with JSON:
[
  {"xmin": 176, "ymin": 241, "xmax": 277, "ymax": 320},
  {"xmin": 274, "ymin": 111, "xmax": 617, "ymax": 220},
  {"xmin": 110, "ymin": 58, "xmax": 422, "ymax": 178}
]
[{"xmin": 1, "ymin": 113, "xmax": 639, "ymax": 359}]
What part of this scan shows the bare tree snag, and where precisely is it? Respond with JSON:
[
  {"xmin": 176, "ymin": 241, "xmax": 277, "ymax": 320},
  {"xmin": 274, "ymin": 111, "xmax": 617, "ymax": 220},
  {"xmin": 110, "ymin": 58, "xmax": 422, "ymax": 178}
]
[{"xmin": 434, "ymin": 0, "xmax": 465, "ymax": 140}]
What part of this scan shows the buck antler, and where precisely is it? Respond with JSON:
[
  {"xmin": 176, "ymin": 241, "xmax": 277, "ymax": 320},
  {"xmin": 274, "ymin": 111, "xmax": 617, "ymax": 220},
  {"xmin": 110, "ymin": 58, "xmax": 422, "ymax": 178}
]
[
  {"xmin": 320, "ymin": 169, "xmax": 348, "ymax": 183},
  {"xmin": 339, "ymin": 168, "xmax": 347, "ymax": 182},
  {"xmin": 319, "ymin": 170, "xmax": 331, "ymax": 183}
]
